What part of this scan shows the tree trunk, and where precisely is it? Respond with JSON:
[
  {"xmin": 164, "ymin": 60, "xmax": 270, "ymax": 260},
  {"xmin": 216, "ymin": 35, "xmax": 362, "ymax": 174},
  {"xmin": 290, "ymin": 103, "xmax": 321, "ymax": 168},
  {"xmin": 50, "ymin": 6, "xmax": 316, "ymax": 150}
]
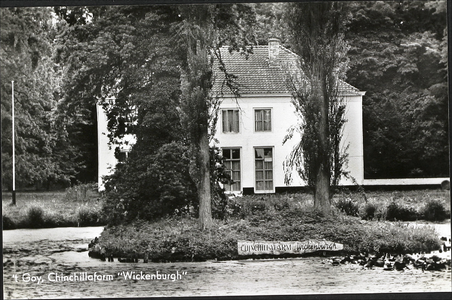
[
  {"xmin": 198, "ymin": 129, "xmax": 213, "ymax": 230},
  {"xmin": 314, "ymin": 163, "xmax": 331, "ymax": 214},
  {"xmin": 314, "ymin": 75, "xmax": 331, "ymax": 214}
]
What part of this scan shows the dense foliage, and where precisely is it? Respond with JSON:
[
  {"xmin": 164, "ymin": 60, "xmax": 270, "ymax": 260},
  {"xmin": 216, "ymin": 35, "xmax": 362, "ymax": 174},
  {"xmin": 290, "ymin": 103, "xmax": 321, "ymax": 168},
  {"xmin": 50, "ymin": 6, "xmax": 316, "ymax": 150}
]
[
  {"xmin": 54, "ymin": 5, "xmax": 249, "ymax": 224},
  {"xmin": 102, "ymin": 142, "xmax": 198, "ymax": 224},
  {"xmin": 1, "ymin": 7, "xmax": 67, "ymax": 189},
  {"xmin": 1, "ymin": 7, "xmax": 101, "ymax": 190},
  {"xmin": 1, "ymin": 2, "xmax": 448, "ymax": 215},
  {"xmin": 55, "ymin": 5, "xmax": 194, "ymax": 223},
  {"xmin": 345, "ymin": 1, "xmax": 448, "ymax": 178}
]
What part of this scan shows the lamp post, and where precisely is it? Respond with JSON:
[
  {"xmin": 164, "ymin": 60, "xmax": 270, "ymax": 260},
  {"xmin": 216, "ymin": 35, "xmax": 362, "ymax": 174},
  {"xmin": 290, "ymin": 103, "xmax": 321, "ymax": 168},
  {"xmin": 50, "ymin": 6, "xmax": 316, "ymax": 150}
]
[{"xmin": 12, "ymin": 80, "xmax": 16, "ymax": 205}]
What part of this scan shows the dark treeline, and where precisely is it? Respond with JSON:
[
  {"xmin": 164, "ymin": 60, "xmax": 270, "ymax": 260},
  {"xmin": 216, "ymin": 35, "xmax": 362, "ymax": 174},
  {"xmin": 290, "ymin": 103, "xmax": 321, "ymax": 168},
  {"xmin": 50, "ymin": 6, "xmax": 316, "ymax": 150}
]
[{"xmin": 346, "ymin": 1, "xmax": 448, "ymax": 179}]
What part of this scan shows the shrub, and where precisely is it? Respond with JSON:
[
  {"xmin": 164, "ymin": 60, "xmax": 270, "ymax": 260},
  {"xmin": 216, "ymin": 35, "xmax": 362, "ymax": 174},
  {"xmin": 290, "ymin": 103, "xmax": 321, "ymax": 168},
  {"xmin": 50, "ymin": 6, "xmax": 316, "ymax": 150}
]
[
  {"xmin": 361, "ymin": 202, "xmax": 377, "ymax": 220},
  {"xmin": 102, "ymin": 142, "xmax": 198, "ymax": 224},
  {"xmin": 78, "ymin": 206, "xmax": 104, "ymax": 226},
  {"xmin": 219, "ymin": 196, "xmax": 242, "ymax": 219},
  {"xmin": 375, "ymin": 204, "xmax": 387, "ymax": 221},
  {"xmin": 386, "ymin": 201, "xmax": 418, "ymax": 221},
  {"xmin": 2, "ymin": 214, "xmax": 16, "ymax": 229},
  {"xmin": 239, "ymin": 197, "xmax": 268, "ymax": 219},
  {"xmin": 266, "ymin": 194, "xmax": 292, "ymax": 212},
  {"xmin": 26, "ymin": 206, "xmax": 46, "ymax": 228},
  {"xmin": 421, "ymin": 200, "xmax": 448, "ymax": 221},
  {"xmin": 372, "ymin": 223, "xmax": 441, "ymax": 254},
  {"xmin": 360, "ymin": 201, "xmax": 386, "ymax": 221},
  {"xmin": 335, "ymin": 198, "xmax": 359, "ymax": 216},
  {"xmin": 45, "ymin": 212, "xmax": 76, "ymax": 227}
]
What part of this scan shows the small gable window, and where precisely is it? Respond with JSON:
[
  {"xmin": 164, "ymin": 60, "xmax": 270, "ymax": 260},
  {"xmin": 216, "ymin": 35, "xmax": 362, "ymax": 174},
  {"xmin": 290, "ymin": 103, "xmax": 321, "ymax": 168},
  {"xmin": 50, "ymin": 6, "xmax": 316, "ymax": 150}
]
[
  {"xmin": 222, "ymin": 109, "xmax": 239, "ymax": 133},
  {"xmin": 255, "ymin": 109, "xmax": 271, "ymax": 131}
]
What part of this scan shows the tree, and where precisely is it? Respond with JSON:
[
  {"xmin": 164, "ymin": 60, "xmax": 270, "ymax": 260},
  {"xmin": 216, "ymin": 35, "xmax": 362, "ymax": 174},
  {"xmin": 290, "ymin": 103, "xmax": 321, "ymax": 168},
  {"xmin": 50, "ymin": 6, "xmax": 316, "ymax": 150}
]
[
  {"xmin": 178, "ymin": 16, "xmax": 215, "ymax": 229},
  {"xmin": 283, "ymin": 2, "xmax": 350, "ymax": 214},
  {"xmin": 55, "ymin": 5, "xmax": 181, "ymax": 185},
  {"xmin": 92, "ymin": 6, "xmax": 200, "ymax": 224},
  {"xmin": 253, "ymin": 2, "xmax": 287, "ymax": 45},
  {"xmin": 55, "ymin": 5, "xmax": 248, "ymax": 225},
  {"xmin": 176, "ymin": 4, "xmax": 255, "ymax": 229},
  {"xmin": 0, "ymin": 7, "xmax": 74, "ymax": 190},
  {"xmin": 345, "ymin": 1, "xmax": 448, "ymax": 178}
]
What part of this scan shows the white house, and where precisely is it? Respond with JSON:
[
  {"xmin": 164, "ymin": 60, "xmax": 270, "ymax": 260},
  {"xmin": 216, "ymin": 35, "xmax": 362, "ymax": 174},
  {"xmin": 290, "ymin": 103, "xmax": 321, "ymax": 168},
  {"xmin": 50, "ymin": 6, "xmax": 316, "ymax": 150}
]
[
  {"xmin": 96, "ymin": 102, "xmax": 135, "ymax": 190},
  {"xmin": 97, "ymin": 38, "xmax": 366, "ymax": 192},
  {"xmin": 212, "ymin": 38, "xmax": 365, "ymax": 194},
  {"xmin": 97, "ymin": 39, "xmax": 450, "ymax": 192}
]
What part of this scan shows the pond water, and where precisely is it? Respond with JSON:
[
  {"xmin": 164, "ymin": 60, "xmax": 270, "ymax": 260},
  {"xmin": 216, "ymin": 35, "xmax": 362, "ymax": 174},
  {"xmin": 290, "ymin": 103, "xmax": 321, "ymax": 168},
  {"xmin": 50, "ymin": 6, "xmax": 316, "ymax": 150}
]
[
  {"xmin": 3, "ymin": 223, "xmax": 451, "ymax": 298},
  {"xmin": 404, "ymin": 222, "xmax": 451, "ymax": 239},
  {"xmin": 3, "ymin": 226, "xmax": 105, "ymax": 245}
]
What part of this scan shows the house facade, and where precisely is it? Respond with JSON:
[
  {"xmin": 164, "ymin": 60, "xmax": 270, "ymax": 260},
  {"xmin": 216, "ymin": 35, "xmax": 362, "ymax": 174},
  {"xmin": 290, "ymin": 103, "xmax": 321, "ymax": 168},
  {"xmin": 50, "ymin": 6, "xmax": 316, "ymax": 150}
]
[
  {"xmin": 213, "ymin": 39, "xmax": 365, "ymax": 194},
  {"xmin": 97, "ymin": 39, "xmax": 450, "ymax": 192},
  {"xmin": 97, "ymin": 39, "xmax": 366, "ymax": 192}
]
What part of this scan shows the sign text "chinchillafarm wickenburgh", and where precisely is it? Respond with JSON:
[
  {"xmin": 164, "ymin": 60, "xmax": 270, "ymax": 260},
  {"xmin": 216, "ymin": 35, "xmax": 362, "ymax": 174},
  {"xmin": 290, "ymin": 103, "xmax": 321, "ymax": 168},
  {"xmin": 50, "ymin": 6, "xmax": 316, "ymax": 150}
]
[{"xmin": 238, "ymin": 240, "xmax": 343, "ymax": 256}]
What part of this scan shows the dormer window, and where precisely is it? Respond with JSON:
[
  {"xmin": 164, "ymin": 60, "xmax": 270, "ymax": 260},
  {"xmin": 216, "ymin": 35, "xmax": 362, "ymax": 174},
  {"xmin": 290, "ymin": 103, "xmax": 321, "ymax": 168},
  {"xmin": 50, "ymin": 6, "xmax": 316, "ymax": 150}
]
[{"xmin": 222, "ymin": 109, "xmax": 239, "ymax": 133}]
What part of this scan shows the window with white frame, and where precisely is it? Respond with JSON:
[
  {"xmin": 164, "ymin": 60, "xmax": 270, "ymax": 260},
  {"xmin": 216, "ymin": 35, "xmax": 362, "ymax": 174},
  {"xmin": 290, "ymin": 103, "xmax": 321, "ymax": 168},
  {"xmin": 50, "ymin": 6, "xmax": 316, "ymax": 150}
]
[
  {"xmin": 255, "ymin": 147, "xmax": 273, "ymax": 191},
  {"xmin": 255, "ymin": 109, "xmax": 271, "ymax": 131},
  {"xmin": 116, "ymin": 148, "xmax": 131, "ymax": 163},
  {"xmin": 222, "ymin": 148, "xmax": 241, "ymax": 191},
  {"xmin": 222, "ymin": 109, "xmax": 239, "ymax": 133}
]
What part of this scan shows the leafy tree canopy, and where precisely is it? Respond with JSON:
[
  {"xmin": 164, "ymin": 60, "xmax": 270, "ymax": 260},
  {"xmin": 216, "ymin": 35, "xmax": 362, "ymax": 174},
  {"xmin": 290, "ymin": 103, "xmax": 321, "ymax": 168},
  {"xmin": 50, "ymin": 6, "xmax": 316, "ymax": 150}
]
[
  {"xmin": 345, "ymin": 0, "xmax": 448, "ymax": 178},
  {"xmin": 0, "ymin": 7, "xmax": 76, "ymax": 189}
]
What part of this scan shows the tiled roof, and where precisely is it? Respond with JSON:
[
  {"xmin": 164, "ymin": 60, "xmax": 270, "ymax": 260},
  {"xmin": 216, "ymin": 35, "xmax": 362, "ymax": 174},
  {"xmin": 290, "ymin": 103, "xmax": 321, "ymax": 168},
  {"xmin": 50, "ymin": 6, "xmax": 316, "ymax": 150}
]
[{"xmin": 212, "ymin": 44, "xmax": 363, "ymax": 96}]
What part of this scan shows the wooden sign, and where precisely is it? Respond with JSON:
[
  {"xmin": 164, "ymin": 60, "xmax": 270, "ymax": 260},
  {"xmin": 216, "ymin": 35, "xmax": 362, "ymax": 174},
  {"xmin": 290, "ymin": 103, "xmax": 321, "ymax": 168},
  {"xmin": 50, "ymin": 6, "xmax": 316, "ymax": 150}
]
[{"xmin": 238, "ymin": 240, "xmax": 343, "ymax": 256}]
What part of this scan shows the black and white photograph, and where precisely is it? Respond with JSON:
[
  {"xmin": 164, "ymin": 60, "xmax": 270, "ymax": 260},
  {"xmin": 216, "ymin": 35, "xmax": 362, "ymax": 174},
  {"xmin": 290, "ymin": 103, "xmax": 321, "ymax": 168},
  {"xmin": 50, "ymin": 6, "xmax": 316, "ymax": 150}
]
[{"xmin": 2, "ymin": 0, "xmax": 451, "ymax": 298}]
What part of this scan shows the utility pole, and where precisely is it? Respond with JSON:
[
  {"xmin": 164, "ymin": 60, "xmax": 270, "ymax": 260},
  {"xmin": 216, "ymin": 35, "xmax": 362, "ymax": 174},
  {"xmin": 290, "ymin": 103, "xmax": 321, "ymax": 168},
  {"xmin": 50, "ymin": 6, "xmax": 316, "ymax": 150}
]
[{"xmin": 12, "ymin": 80, "xmax": 16, "ymax": 205}]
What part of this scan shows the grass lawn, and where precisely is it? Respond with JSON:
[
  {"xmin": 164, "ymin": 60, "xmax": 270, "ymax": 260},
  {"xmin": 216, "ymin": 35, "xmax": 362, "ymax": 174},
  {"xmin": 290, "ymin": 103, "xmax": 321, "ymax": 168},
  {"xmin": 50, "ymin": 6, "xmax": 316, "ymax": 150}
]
[
  {"xmin": 2, "ymin": 186, "xmax": 106, "ymax": 229},
  {"xmin": 97, "ymin": 189, "xmax": 450, "ymax": 262}
]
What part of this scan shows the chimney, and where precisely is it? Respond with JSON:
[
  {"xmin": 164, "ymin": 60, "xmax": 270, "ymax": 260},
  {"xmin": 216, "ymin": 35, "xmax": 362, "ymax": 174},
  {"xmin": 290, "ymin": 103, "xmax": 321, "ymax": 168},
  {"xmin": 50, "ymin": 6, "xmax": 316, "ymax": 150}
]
[{"xmin": 268, "ymin": 38, "xmax": 280, "ymax": 67}]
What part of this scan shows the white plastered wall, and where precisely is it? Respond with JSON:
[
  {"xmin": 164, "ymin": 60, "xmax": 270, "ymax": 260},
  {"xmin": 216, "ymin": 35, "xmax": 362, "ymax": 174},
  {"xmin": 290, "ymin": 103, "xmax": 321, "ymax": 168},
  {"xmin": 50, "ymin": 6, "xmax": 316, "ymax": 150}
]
[
  {"xmin": 96, "ymin": 93, "xmax": 364, "ymax": 192},
  {"xmin": 215, "ymin": 92, "xmax": 364, "ymax": 192},
  {"xmin": 340, "ymin": 92, "xmax": 365, "ymax": 185},
  {"xmin": 96, "ymin": 103, "xmax": 117, "ymax": 191}
]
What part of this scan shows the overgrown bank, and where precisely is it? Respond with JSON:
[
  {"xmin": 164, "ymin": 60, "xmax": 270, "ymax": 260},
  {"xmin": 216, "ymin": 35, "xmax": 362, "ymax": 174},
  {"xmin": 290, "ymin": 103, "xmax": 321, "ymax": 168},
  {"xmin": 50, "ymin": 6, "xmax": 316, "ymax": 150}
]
[
  {"xmin": 2, "ymin": 184, "xmax": 105, "ymax": 229},
  {"xmin": 97, "ymin": 193, "xmax": 446, "ymax": 262}
]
